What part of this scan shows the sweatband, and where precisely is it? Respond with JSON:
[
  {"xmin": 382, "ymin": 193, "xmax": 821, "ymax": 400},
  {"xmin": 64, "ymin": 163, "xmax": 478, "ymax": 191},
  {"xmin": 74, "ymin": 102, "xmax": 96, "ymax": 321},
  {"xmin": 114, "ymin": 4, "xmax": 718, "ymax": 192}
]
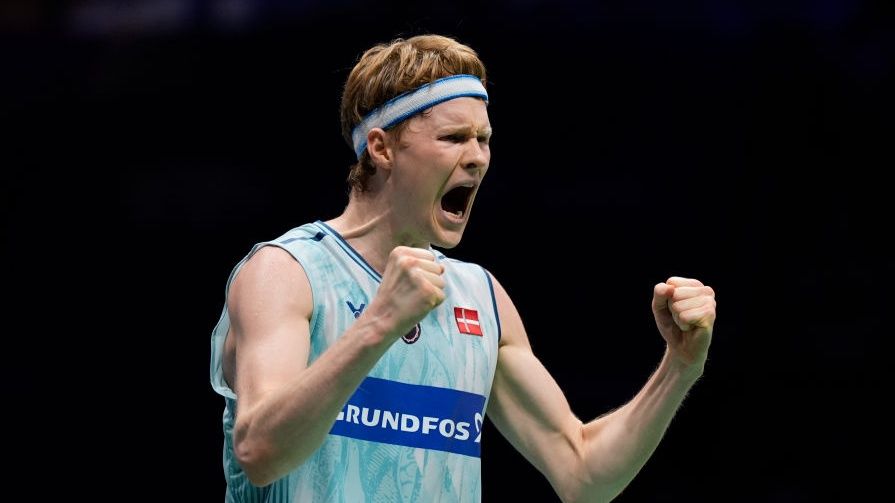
[{"xmin": 351, "ymin": 74, "xmax": 488, "ymax": 159}]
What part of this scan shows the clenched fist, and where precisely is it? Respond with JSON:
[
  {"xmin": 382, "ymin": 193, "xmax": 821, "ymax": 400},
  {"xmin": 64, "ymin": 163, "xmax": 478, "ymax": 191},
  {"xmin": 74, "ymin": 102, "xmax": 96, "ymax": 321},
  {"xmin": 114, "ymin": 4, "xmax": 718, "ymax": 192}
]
[
  {"xmin": 365, "ymin": 246, "xmax": 446, "ymax": 342},
  {"xmin": 652, "ymin": 277, "xmax": 716, "ymax": 369}
]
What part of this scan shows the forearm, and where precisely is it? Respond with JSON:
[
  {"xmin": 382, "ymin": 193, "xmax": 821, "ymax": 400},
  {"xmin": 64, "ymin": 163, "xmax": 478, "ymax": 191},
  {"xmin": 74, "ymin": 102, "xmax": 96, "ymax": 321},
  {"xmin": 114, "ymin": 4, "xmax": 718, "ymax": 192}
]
[
  {"xmin": 235, "ymin": 315, "xmax": 395, "ymax": 486},
  {"xmin": 577, "ymin": 348, "xmax": 703, "ymax": 501}
]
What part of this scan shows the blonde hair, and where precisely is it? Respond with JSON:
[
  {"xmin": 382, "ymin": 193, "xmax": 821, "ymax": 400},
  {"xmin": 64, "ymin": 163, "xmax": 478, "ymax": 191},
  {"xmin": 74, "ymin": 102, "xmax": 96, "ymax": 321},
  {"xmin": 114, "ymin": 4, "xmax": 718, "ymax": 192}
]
[{"xmin": 340, "ymin": 34, "xmax": 487, "ymax": 192}]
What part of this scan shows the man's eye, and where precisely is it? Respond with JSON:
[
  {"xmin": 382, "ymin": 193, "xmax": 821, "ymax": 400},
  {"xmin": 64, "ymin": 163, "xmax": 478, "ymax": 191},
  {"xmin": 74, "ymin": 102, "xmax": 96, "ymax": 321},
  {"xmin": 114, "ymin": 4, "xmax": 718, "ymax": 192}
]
[{"xmin": 442, "ymin": 134, "xmax": 465, "ymax": 142}]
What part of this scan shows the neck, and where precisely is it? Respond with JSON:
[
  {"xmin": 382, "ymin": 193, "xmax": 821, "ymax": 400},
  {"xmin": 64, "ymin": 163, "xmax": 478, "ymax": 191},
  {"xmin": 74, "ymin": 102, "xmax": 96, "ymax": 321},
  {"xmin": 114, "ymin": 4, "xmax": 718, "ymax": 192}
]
[{"xmin": 325, "ymin": 190, "xmax": 429, "ymax": 274}]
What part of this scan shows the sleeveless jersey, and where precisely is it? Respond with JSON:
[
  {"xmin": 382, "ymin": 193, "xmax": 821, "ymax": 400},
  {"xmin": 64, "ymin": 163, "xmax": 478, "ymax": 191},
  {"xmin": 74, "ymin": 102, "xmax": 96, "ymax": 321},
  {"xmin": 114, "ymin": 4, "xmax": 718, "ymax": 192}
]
[{"xmin": 210, "ymin": 221, "xmax": 501, "ymax": 502}]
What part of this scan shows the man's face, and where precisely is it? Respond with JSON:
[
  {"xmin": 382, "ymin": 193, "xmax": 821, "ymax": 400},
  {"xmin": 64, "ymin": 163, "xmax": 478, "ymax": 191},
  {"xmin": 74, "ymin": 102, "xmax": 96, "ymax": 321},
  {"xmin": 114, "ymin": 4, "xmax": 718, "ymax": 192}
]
[{"xmin": 388, "ymin": 97, "xmax": 491, "ymax": 249}]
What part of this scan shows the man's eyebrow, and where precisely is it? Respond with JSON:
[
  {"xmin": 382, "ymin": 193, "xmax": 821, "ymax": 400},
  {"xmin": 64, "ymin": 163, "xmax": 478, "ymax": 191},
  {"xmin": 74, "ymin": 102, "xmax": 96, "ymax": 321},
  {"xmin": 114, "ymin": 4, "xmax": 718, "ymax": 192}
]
[{"xmin": 440, "ymin": 125, "xmax": 493, "ymax": 137}]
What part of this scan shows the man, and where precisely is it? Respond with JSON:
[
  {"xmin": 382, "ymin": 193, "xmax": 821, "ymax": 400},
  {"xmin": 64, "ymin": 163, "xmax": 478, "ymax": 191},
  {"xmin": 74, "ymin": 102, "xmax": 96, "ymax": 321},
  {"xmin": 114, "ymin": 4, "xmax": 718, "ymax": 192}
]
[{"xmin": 210, "ymin": 34, "xmax": 716, "ymax": 502}]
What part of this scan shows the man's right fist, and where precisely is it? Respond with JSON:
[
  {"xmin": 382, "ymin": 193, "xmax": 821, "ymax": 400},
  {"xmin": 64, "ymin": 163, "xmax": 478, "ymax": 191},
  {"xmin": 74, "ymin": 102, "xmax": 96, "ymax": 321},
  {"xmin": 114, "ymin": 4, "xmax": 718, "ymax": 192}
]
[{"xmin": 366, "ymin": 246, "xmax": 445, "ymax": 342}]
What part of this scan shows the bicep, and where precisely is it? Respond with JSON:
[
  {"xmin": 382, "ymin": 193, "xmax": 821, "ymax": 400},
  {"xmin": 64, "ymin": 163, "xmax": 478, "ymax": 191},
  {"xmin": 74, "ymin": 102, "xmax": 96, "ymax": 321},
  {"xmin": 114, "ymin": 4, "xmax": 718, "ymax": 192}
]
[
  {"xmin": 486, "ymin": 274, "xmax": 585, "ymax": 496},
  {"xmin": 228, "ymin": 246, "xmax": 314, "ymax": 410}
]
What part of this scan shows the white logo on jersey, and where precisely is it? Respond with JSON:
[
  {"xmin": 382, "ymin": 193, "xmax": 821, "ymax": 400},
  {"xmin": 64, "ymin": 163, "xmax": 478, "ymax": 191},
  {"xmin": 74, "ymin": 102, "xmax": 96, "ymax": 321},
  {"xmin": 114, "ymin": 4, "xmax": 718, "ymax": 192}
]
[{"xmin": 336, "ymin": 405, "xmax": 476, "ymax": 442}]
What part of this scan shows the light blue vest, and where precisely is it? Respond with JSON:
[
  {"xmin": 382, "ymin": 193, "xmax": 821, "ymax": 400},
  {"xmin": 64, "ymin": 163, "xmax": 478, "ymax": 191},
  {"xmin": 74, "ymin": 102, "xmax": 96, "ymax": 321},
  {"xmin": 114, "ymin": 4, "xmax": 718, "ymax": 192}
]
[{"xmin": 210, "ymin": 221, "xmax": 501, "ymax": 502}]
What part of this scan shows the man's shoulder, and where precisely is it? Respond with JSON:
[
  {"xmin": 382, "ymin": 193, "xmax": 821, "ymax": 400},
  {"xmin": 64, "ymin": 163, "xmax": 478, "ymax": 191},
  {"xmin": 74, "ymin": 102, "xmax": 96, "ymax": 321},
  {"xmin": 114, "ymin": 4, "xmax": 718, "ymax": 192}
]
[
  {"xmin": 242, "ymin": 222, "xmax": 330, "ymax": 269},
  {"xmin": 268, "ymin": 221, "xmax": 326, "ymax": 246},
  {"xmin": 435, "ymin": 250, "xmax": 492, "ymax": 281},
  {"xmin": 434, "ymin": 249, "xmax": 475, "ymax": 266}
]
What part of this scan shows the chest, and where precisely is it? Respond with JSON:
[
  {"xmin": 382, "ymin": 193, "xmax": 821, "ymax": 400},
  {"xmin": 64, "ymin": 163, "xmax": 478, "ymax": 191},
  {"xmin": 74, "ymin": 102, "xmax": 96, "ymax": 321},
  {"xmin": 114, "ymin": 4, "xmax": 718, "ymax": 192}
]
[{"xmin": 312, "ymin": 265, "xmax": 499, "ymax": 395}]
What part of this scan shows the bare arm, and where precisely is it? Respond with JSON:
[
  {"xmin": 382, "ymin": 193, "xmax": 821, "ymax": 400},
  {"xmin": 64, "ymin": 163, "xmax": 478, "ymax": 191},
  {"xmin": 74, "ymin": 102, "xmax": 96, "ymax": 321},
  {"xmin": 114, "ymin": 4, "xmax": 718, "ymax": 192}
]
[
  {"xmin": 228, "ymin": 246, "xmax": 445, "ymax": 486},
  {"xmin": 487, "ymin": 275, "xmax": 715, "ymax": 502}
]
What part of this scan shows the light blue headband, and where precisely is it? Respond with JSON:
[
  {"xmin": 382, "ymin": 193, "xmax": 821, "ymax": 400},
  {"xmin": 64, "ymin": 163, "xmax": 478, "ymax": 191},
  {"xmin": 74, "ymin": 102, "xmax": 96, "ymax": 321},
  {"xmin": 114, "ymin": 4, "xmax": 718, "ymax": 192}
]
[{"xmin": 351, "ymin": 74, "xmax": 488, "ymax": 159}]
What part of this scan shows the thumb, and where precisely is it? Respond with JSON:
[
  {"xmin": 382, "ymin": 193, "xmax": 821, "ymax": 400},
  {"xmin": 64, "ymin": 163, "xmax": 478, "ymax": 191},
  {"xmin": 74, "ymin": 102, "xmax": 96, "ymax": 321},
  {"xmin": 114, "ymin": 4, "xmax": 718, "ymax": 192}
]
[
  {"xmin": 652, "ymin": 282, "xmax": 678, "ymax": 335},
  {"xmin": 652, "ymin": 282, "xmax": 675, "ymax": 314}
]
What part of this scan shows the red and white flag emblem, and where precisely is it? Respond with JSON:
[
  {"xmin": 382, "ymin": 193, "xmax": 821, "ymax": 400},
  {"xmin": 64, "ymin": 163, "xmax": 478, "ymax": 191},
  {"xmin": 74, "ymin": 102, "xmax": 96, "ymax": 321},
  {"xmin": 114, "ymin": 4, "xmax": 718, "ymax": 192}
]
[{"xmin": 453, "ymin": 307, "xmax": 483, "ymax": 336}]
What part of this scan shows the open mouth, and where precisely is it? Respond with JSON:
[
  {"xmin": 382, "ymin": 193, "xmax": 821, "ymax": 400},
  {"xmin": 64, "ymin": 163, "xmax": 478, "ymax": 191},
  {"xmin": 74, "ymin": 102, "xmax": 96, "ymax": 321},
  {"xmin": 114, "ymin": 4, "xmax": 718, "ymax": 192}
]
[{"xmin": 440, "ymin": 185, "xmax": 475, "ymax": 219}]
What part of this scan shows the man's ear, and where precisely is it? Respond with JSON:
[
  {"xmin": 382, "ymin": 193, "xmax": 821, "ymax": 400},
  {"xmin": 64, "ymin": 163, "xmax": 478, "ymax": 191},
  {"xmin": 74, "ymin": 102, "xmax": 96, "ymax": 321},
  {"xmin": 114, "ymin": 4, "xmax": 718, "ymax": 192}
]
[{"xmin": 367, "ymin": 128, "xmax": 392, "ymax": 169}]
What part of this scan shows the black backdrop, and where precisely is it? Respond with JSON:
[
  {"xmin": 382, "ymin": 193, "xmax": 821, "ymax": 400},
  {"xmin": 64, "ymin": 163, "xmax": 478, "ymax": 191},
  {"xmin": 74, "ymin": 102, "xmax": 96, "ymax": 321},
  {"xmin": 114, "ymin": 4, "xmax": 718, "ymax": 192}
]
[{"xmin": 4, "ymin": 1, "xmax": 891, "ymax": 500}]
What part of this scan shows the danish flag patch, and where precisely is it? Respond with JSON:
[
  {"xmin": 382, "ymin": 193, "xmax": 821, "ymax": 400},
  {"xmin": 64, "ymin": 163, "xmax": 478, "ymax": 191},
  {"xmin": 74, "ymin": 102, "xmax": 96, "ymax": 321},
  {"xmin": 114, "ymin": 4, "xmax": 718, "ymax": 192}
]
[{"xmin": 453, "ymin": 307, "xmax": 483, "ymax": 336}]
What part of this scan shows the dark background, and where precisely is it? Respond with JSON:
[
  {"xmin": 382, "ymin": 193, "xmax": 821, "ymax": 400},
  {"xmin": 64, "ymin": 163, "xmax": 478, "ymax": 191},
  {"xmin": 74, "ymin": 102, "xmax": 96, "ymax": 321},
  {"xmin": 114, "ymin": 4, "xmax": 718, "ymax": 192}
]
[{"xmin": 4, "ymin": 1, "xmax": 891, "ymax": 501}]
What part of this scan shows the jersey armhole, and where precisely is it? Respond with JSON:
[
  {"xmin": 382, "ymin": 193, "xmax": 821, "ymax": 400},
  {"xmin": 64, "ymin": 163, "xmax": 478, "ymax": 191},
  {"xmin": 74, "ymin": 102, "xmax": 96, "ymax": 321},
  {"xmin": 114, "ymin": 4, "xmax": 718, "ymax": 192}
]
[
  {"xmin": 482, "ymin": 267, "xmax": 501, "ymax": 342},
  {"xmin": 255, "ymin": 242, "xmax": 322, "ymax": 339}
]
